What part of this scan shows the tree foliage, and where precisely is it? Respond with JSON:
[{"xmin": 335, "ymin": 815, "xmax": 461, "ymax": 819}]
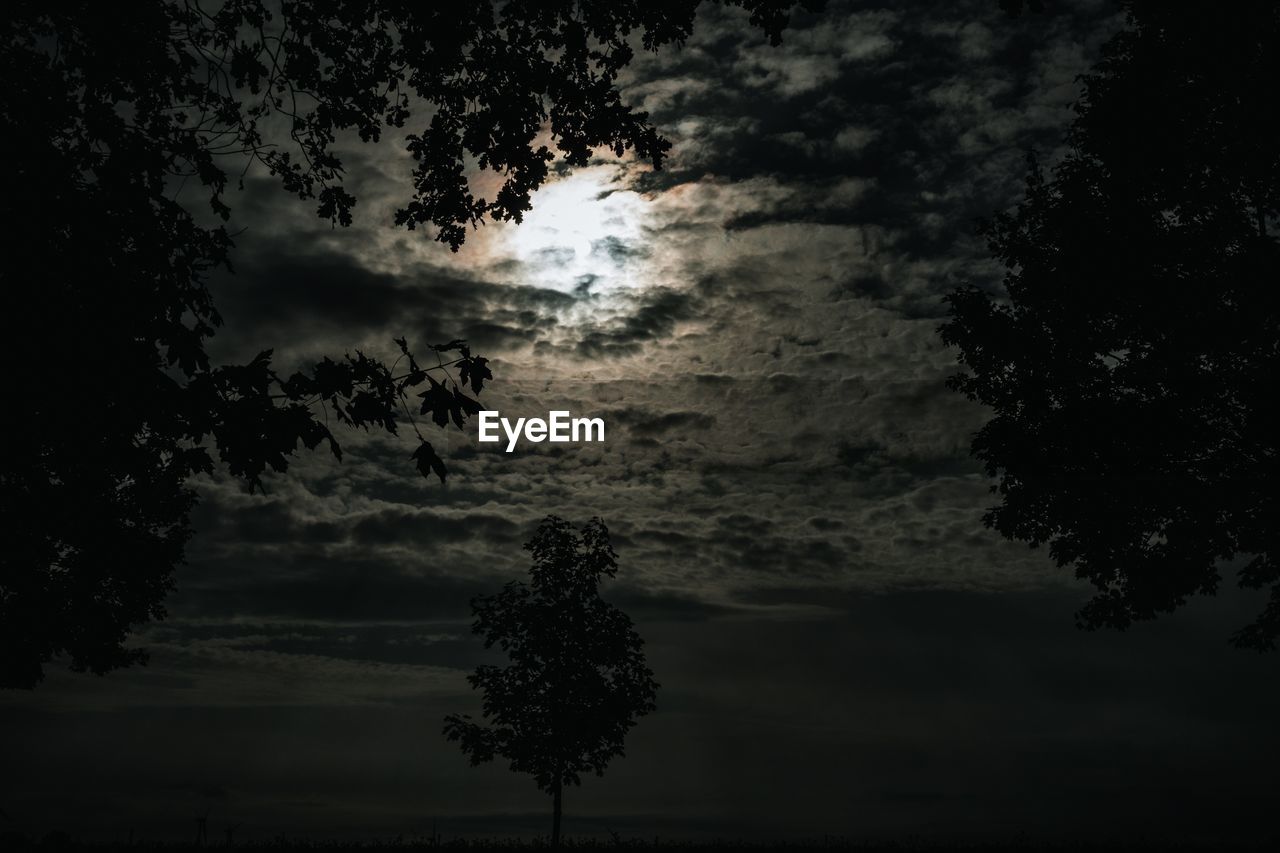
[
  {"xmin": 0, "ymin": 0, "xmax": 815, "ymax": 688},
  {"xmin": 941, "ymin": 2, "xmax": 1280, "ymax": 647},
  {"xmin": 444, "ymin": 516, "xmax": 657, "ymax": 844}
]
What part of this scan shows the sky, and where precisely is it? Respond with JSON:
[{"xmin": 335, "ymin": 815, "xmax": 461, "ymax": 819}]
[{"xmin": 5, "ymin": 0, "xmax": 1280, "ymax": 843}]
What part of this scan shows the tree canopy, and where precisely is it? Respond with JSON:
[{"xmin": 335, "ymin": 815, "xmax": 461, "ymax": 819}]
[
  {"xmin": 0, "ymin": 0, "xmax": 816, "ymax": 689},
  {"xmin": 941, "ymin": 2, "xmax": 1280, "ymax": 647},
  {"xmin": 444, "ymin": 516, "xmax": 657, "ymax": 848}
]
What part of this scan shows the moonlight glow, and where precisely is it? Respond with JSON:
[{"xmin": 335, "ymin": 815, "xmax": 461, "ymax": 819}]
[{"xmin": 505, "ymin": 165, "xmax": 651, "ymax": 296}]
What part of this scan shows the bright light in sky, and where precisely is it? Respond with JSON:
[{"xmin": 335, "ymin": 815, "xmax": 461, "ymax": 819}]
[{"xmin": 505, "ymin": 165, "xmax": 650, "ymax": 296}]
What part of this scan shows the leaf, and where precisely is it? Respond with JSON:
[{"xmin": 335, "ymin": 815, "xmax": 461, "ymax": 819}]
[
  {"xmin": 412, "ymin": 440, "xmax": 447, "ymax": 483},
  {"xmin": 181, "ymin": 446, "xmax": 214, "ymax": 476},
  {"xmin": 454, "ymin": 388, "xmax": 482, "ymax": 416},
  {"xmin": 417, "ymin": 376, "xmax": 453, "ymax": 428},
  {"xmin": 312, "ymin": 357, "xmax": 354, "ymax": 398},
  {"xmin": 280, "ymin": 372, "xmax": 317, "ymax": 399},
  {"xmin": 433, "ymin": 339, "xmax": 469, "ymax": 355},
  {"xmin": 459, "ymin": 356, "xmax": 492, "ymax": 394},
  {"xmin": 402, "ymin": 368, "xmax": 427, "ymax": 389},
  {"xmin": 347, "ymin": 389, "xmax": 395, "ymax": 431}
]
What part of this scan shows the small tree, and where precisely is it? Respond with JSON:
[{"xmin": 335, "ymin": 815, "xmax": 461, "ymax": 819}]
[{"xmin": 444, "ymin": 516, "xmax": 658, "ymax": 848}]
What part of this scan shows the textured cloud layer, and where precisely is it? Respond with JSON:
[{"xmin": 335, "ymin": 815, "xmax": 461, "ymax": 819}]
[{"xmin": 183, "ymin": 0, "xmax": 1126, "ymax": 620}]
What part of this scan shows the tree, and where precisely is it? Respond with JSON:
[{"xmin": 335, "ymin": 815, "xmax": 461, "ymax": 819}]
[
  {"xmin": 0, "ymin": 0, "xmax": 816, "ymax": 689},
  {"xmin": 444, "ymin": 516, "xmax": 658, "ymax": 848},
  {"xmin": 940, "ymin": 2, "xmax": 1280, "ymax": 647}
]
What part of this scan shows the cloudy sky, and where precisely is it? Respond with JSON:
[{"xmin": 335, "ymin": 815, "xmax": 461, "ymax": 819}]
[{"xmin": 5, "ymin": 0, "xmax": 1280, "ymax": 843}]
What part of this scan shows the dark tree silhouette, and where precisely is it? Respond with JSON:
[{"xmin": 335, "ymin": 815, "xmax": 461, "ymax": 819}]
[
  {"xmin": 1, "ymin": 0, "xmax": 817, "ymax": 688},
  {"xmin": 941, "ymin": 2, "xmax": 1280, "ymax": 647},
  {"xmin": 444, "ymin": 516, "xmax": 657, "ymax": 849}
]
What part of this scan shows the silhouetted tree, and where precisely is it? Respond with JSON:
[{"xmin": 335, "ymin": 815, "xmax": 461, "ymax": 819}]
[
  {"xmin": 941, "ymin": 2, "xmax": 1280, "ymax": 647},
  {"xmin": 1, "ymin": 0, "xmax": 816, "ymax": 688},
  {"xmin": 444, "ymin": 516, "xmax": 657, "ymax": 849}
]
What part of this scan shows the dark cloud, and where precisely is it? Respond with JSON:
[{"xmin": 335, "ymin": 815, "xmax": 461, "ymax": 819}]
[
  {"xmin": 348, "ymin": 508, "xmax": 521, "ymax": 550},
  {"xmin": 574, "ymin": 287, "xmax": 702, "ymax": 358},
  {"xmin": 608, "ymin": 408, "xmax": 718, "ymax": 437}
]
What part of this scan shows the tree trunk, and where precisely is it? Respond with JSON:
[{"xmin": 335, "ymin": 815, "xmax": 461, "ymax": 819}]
[{"xmin": 551, "ymin": 776, "xmax": 563, "ymax": 851}]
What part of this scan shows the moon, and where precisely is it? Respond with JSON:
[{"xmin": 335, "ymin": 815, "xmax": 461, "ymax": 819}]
[{"xmin": 505, "ymin": 165, "xmax": 650, "ymax": 297}]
